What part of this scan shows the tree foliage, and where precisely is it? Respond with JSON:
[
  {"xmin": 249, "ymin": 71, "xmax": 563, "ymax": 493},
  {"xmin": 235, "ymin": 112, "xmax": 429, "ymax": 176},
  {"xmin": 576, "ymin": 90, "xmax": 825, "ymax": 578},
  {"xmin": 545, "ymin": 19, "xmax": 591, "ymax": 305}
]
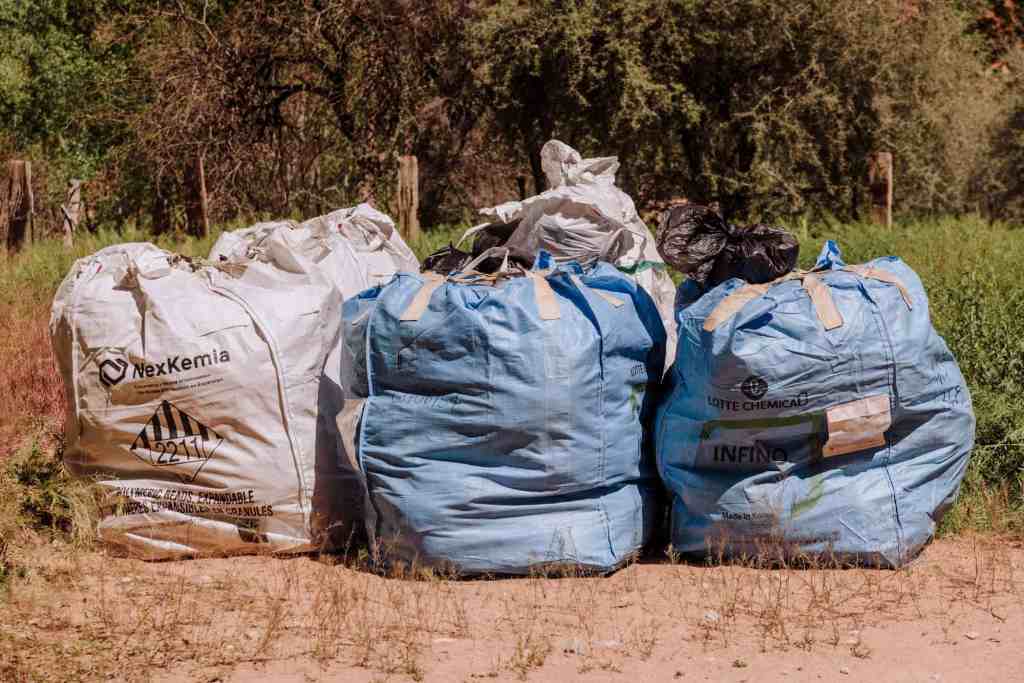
[{"xmin": 2, "ymin": 0, "xmax": 1022, "ymax": 231}]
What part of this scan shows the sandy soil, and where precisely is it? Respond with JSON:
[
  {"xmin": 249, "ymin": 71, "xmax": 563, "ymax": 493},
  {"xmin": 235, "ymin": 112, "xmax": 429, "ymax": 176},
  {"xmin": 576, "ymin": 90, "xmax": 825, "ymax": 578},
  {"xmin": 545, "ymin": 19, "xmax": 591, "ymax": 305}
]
[{"xmin": 2, "ymin": 535, "xmax": 1022, "ymax": 682}]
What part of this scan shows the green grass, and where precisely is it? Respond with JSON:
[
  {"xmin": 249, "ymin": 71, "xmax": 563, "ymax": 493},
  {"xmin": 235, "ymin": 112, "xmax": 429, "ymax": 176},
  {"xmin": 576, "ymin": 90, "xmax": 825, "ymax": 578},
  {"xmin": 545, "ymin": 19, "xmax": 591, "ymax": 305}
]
[
  {"xmin": 0, "ymin": 223, "xmax": 239, "ymax": 313},
  {"xmin": 408, "ymin": 223, "xmax": 468, "ymax": 260}
]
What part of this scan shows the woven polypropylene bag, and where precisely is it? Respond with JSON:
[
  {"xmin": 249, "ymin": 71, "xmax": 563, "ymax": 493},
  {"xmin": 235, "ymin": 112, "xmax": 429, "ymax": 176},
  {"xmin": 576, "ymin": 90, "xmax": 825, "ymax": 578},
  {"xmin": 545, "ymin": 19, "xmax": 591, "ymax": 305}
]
[
  {"xmin": 51, "ymin": 240, "xmax": 346, "ymax": 558},
  {"xmin": 656, "ymin": 241, "xmax": 974, "ymax": 567},
  {"xmin": 343, "ymin": 261, "xmax": 667, "ymax": 574}
]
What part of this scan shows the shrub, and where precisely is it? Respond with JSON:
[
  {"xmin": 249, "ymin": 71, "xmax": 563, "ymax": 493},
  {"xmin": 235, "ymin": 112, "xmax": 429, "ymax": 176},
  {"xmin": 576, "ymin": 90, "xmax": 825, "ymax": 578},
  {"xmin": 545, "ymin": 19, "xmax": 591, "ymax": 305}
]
[
  {"xmin": 474, "ymin": 0, "xmax": 1019, "ymax": 221},
  {"xmin": 6, "ymin": 438, "xmax": 99, "ymax": 543},
  {"xmin": 0, "ymin": 436, "xmax": 99, "ymax": 585}
]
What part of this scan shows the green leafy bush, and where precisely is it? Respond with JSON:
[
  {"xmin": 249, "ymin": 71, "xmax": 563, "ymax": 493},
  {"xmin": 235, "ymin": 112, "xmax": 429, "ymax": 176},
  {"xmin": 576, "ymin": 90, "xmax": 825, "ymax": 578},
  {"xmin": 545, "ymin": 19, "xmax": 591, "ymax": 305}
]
[{"xmin": 0, "ymin": 437, "xmax": 99, "ymax": 585}]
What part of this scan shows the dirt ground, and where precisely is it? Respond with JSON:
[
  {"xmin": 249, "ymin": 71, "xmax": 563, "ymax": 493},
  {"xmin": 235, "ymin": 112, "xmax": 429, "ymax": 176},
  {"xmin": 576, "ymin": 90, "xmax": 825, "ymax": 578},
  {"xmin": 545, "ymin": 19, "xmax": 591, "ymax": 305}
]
[{"xmin": 2, "ymin": 535, "xmax": 1022, "ymax": 682}]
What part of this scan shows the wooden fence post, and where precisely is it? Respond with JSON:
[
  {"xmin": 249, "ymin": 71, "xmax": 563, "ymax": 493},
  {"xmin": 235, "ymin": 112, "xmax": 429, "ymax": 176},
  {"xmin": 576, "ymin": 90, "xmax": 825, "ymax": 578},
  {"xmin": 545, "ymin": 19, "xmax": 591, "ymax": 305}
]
[
  {"xmin": 196, "ymin": 154, "xmax": 209, "ymax": 239},
  {"xmin": 0, "ymin": 160, "xmax": 33, "ymax": 252},
  {"xmin": 397, "ymin": 155, "xmax": 420, "ymax": 242},
  {"xmin": 24, "ymin": 161, "xmax": 34, "ymax": 245},
  {"xmin": 868, "ymin": 152, "xmax": 893, "ymax": 228},
  {"xmin": 61, "ymin": 179, "xmax": 82, "ymax": 248},
  {"xmin": 186, "ymin": 153, "xmax": 210, "ymax": 238}
]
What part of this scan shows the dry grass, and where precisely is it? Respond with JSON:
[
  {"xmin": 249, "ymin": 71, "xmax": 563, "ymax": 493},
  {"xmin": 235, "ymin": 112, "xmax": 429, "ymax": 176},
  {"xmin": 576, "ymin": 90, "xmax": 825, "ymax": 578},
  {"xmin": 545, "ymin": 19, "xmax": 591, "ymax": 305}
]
[
  {"xmin": 0, "ymin": 302, "xmax": 64, "ymax": 455},
  {"xmin": 1, "ymin": 534, "xmax": 1020, "ymax": 682}
]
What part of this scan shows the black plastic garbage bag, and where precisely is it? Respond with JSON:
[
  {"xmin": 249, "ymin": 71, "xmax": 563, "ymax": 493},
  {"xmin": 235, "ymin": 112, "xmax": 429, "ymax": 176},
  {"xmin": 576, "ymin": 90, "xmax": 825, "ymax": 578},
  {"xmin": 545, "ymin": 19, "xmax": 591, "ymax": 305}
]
[
  {"xmin": 656, "ymin": 204, "xmax": 799, "ymax": 288},
  {"xmin": 422, "ymin": 235, "xmax": 528, "ymax": 276},
  {"xmin": 422, "ymin": 244, "xmax": 471, "ymax": 274},
  {"xmin": 468, "ymin": 219, "xmax": 536, "ymax": 268},
  {"xmin": 424, "ymin": 220, "xmax": 534, "ymax": 276},
  {"xmin": 469, "ymin": 220, "xmax": 520, "ymax": 257}
]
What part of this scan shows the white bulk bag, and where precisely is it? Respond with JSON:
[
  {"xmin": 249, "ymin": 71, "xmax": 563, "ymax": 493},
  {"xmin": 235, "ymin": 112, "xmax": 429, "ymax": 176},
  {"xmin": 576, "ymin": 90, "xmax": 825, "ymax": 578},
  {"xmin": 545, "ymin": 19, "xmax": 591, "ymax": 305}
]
[
  {"xmin": 478, "ymin": 140, "xmax": 678, "ymax": 365},
  {"xmin": 209, "ymin": 204, "xmax": 420, "ymax": 510},
  {"xmin": 209, "ymin": 203, "xmax": 419, "ymax": 293},
  {"xmin": 50, "ymin": 240, "xmax": 345, "ymax": 558}
]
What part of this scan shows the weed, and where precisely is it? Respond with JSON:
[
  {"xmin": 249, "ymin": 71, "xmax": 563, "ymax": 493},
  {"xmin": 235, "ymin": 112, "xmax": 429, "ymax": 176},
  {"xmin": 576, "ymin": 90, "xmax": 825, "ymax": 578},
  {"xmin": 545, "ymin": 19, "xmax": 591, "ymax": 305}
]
[
  {"xmin": 628, "ymin": 618, "xmax": 659, "ymax": 659},
  {"xmin": 7, "ymin": 438, "xmax": 97, "ymax": 544},
  {"xmin": 509, "ymin": 630, "xmax": 551, "ymax": 679}
]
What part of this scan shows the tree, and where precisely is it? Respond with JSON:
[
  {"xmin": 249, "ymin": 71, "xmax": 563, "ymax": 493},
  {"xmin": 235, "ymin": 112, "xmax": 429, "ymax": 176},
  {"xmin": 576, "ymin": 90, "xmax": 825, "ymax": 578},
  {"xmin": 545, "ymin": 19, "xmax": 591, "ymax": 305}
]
[
  {"xmin": 3, "ymin": 0, "xmax": 1020, "ymax": 230},
  {"xmin": 0, "ymin": 0, "xmax": 142, "ymax": 231},
  {"xmin": 473, "ymin": 0, "xmax": 1013, "ymax": 221},
  {"xmin": 108, "ymin": 0, "xmax": 483, "ymax": 226},
  {"xmin": 472, "ymin": 0, "xmax": 687, "ymax": 195}
]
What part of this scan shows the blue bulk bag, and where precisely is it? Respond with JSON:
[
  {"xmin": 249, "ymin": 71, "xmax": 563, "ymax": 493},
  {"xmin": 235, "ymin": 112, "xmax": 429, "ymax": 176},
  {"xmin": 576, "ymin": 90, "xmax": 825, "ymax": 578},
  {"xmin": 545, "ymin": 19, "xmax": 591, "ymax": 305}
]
[
  {"xmin": 656, "ymin": 242, "xmax": 975, "ymax": 567},
  {"xmin": 342, "ymin": 252, "xmax": 666, "ymax": 575}
]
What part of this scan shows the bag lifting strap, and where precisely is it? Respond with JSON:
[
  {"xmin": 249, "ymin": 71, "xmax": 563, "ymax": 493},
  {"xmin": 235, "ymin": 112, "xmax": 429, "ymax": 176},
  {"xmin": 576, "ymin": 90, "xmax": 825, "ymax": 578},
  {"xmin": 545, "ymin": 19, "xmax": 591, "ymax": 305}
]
[
  {"xmin": 842, "ymin": 265, "xmax": 914, "ymax": 309},
  {"xmin": 525, "ymin": 272, "xmax": 562, "ymax": 320},
  {"xmin": 399, "ymin": 269, "xmax": 563, "ymax": 322},
  {"xmin": 703, "ymin": 266, "xmax": 912, "ymax": 333},
  {"xmin": 702, "ymin": 283, "xmax": 772, "ymax": 332},
  {"xmin": 801, "ymin": 273, "xmax": 843, "ymax": 331},
  {"xmin": 400, "ymin": 273, "xmax": 445, "ymax": 321}
]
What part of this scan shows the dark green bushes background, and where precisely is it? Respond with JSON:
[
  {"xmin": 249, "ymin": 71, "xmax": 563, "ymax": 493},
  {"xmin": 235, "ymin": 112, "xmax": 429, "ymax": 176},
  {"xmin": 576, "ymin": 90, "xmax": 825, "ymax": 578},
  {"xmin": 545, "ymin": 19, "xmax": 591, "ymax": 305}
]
[{"xmin": 1, "ymin": 0, "xmax": 1022, "ymax": 230}]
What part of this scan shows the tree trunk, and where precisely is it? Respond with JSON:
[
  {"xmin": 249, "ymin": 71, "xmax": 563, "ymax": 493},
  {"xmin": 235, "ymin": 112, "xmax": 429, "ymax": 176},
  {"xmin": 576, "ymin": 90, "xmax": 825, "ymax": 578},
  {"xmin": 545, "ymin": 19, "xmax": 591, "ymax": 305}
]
[
  {"xmin": 527, "ymin": 144, "xmax": 545, "ymax": 196},
  {"xmin": 151, "ymin": 178, "xmax": 172, "ymax": 235},
  {"xmin": 867, "ymin": 152, "xmax": 893, "ymax": 228},
  {"xmin": 24, "ymin": 162, "xmax": 34, "ymax": 245},
  {"xmin": 61, "ymin": 179, "xmax": 83, "ymax": 249},
  {"xmin": 0, "ymin": 161, "xmax": 33, "ymax": 253}
]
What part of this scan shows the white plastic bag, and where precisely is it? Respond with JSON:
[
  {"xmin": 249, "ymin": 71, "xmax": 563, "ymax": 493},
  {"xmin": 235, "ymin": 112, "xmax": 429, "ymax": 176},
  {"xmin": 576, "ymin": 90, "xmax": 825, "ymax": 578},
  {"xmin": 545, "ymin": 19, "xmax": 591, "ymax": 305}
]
[
  {"xmin": 210, "ymin": 204, "xmax": 420, "ymax": 530},
  {"xmin": 479, "ymin": 140, "xmax": 677, "ymax": 365}
]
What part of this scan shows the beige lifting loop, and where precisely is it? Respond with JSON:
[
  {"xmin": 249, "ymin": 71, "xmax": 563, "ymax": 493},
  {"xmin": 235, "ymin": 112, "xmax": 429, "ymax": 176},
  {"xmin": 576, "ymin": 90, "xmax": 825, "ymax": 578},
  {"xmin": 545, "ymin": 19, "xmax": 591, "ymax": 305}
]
[
  {"xmin": 802, "ymin": 273, "xmax": 843, "ymax": 331},
  {"xmin": 703, "ymin": 271, "xmax": 843, "ymax": 332},
  {"xmin": 526, "ymin": 272, "xmax": 562, "ymax": 320},
  {"xmin": 567, "ymin": 273, "xmax": 625, "ymax": 309},
  {"xmin": 843, "ymin": 265, "xmax": 913, "ymax": 310},
  {"xmin": 400, "ymin": 270, "xmax": 562, "ymax": 323},
  {"xmin": 399, "ymin": 273, "xmax": 445, "ymax": 322},
  {"xmin": 702, "ymin": 283, "xmax": 771, "ymax": 332}
]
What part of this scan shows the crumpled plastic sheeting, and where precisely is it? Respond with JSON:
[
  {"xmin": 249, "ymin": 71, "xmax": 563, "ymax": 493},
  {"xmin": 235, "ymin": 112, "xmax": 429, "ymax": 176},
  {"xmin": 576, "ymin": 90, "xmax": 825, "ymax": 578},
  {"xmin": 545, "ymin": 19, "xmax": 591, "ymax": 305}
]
[
  {"xmin": 479, "ymin": 140, "xmax": 678, "ymax": 369},
  {"xmin": 655, "ymin": 242, "xmax": 975, "ymax": 567},
  {"xmin": 210, "ymin": 203, "xmax": 419, "ymax": 290},
  {"xmin": 343, "ymin": 261, "xmax": 667, "ymax": 575}
]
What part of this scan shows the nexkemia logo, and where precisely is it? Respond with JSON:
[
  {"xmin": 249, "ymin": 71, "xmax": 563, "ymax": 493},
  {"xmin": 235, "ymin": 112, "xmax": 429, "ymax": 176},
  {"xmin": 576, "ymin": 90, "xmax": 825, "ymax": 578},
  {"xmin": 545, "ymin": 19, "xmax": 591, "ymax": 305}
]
[
  {"xmin": 130, "ymin": 349, "xmax": 232, "ymax": 379},
  {"xmin": 99, "ymin": 358, "xmax": 129, "ymax": 387},
  {"xmin": 130, "ymin": 400, "xmax": 223, "ymax": 483}
]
